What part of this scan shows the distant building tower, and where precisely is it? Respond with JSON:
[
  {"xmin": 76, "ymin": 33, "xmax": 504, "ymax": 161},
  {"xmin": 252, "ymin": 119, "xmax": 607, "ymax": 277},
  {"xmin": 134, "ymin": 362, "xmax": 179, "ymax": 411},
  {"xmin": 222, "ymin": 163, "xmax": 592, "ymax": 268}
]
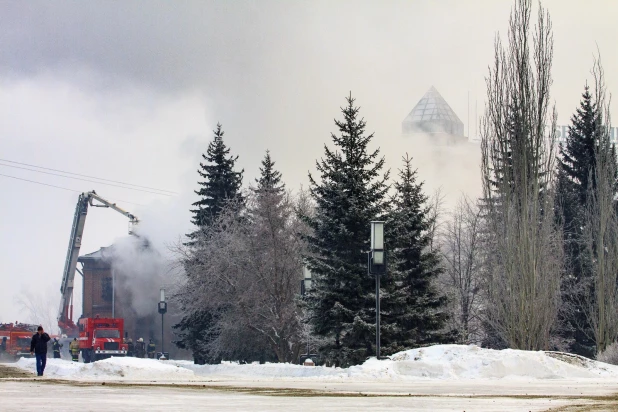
[{"xmin": 402, "ymin": 86, "xmax": 465, "ymax": 143}]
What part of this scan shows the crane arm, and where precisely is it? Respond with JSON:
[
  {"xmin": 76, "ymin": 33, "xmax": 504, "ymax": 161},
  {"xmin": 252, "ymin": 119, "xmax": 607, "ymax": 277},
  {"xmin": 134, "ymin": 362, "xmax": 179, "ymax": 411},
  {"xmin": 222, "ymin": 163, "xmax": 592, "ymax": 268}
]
[
  {"xmin": 89, "ymin": 192, "xmax": 138, "ymax": 224},
  {"xmin": 57, "ymin": 193, "xmax": 89, "ymax": 335},
  {"xmin": 57, "ymin": 191, "xmax": 139, "ymax": 336}
]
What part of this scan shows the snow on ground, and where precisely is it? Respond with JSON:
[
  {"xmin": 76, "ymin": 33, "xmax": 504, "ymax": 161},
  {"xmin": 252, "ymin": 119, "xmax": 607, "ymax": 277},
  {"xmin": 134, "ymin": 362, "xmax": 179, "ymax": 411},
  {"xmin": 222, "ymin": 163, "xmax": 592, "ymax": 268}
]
[
  {"xmin": 346, "ymin": 344, "xmax": 618, "ymax": 380},
  {"xmin": 15, "ymin": 356, "xmax": 195, "ymax": 381},
  {"xmin": 13, "ymin": 344, "xmax": 618, "ymax": 382}
]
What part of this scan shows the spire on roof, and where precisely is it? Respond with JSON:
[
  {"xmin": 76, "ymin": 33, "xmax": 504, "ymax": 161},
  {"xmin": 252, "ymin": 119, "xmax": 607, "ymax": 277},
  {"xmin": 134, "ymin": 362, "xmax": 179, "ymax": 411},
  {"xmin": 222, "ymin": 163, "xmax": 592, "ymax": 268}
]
[{"xmin": 402, "ymin": 86, "xmax": 464, "ymax": 136}]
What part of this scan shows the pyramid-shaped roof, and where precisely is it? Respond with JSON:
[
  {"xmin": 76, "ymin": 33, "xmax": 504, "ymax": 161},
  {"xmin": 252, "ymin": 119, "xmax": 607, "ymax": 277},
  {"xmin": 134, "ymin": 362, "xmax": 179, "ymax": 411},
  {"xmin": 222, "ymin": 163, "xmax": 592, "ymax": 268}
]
[
  {"xmin": 402, "ymin": 86, "xmax": 464, "ymax": 137},
  {"xmin": 404, "ymin": 86, "xmax": 462, "ymax": 123}
]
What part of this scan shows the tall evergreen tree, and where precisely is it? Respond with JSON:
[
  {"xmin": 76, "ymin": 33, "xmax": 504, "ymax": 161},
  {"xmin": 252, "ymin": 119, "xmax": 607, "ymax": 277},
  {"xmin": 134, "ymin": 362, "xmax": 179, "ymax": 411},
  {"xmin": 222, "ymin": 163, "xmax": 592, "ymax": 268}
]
[
  {"xmin": 304, "ymin": 93, "xmax": 389, "ymax": 367},
  {"xmin": 245, "ymin": 151, "xmax": 304, "ymax": 362},
  {"xmin": 558, "ymin": 86, "xmax": 603, "ymax": 276},
  {"xmin": 175, "ymin": 122, "xmax": 244, "ymax": 363},
  {"xmin": 255, "ymin": 150, "xmax": 284, "ymax": 195},
  {"xmin": 189, "ymin": 123, "xmax": 244, "ymax": 236},
  {"xmin": 556, "ymin": 85, "xmax": 618, "ymax": 357},
  {"xmin": 381, "ymin": 155, "xmax": 452, "ymax": 355}
]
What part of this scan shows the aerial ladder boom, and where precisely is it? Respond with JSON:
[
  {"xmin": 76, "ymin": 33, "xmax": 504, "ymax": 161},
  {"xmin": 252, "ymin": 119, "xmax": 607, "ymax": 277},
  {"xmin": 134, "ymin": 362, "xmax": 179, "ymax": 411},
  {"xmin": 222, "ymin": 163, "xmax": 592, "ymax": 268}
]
[{"xmin": 57, "ymin": 191, "xmax": 138, "ymax": 336}]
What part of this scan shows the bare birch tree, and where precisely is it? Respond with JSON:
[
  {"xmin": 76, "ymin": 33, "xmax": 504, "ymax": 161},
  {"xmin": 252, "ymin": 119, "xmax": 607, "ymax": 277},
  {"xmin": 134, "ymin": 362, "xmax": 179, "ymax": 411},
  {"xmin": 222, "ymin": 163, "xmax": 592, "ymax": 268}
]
[
  {"xmin": 580, "ymin": 58, "xmax": 618, "ymax": 355},
  {"xmin": 480, "ymin": 0, "xmax": 562, "ymax": 350},
  {"xmin": 14, "ymin": 289, "xmax": 58, "ymax": 334},
  {"xmin": 441, "ymin": 195, "xmax": 483, "ymax": 344}
]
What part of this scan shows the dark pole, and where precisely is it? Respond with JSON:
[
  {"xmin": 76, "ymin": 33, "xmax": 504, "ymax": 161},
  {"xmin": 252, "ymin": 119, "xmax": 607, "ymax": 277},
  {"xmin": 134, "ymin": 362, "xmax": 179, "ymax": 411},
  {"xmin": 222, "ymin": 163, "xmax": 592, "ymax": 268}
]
[
  {"xmin": 370, "ymin": 221, "xmax": 385, "ymax": 360},
  {"xmin": 376, "ymin": 271, "xmax": 380, "ymax": 359},
  {"xmin": 158, "ymin": 290, "xmax": 167, "ymax": 357}
]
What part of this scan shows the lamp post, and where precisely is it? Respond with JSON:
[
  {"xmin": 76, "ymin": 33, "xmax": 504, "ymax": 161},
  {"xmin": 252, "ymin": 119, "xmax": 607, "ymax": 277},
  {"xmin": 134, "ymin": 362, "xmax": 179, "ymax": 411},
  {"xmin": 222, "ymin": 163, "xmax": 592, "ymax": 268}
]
[
  {"xmin": 158, "ymin": 287, "xmax": 167, "ymax": 356},
  {"xmin": 300, "ymin": 265, "xmax": 312, "ymax": 360},
  {"xmin": 369, "ymin": 221, "xmax": 385, "ymax": 359}
]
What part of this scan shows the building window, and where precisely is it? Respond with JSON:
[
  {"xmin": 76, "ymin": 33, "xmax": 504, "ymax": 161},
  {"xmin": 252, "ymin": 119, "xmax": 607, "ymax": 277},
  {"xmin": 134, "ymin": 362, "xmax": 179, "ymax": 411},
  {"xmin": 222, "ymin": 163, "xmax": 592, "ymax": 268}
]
[{"xmin": 101, "ymin": 277, "xmax": 113, "ymax": 302}]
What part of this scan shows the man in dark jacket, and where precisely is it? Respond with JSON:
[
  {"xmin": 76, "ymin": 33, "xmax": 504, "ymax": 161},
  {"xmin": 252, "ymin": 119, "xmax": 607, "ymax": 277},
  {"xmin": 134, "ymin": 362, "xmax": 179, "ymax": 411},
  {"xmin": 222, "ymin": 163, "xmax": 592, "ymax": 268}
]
[{"xmin": 30, "ymin": 326, "xmax": 51, "ymax": 376}]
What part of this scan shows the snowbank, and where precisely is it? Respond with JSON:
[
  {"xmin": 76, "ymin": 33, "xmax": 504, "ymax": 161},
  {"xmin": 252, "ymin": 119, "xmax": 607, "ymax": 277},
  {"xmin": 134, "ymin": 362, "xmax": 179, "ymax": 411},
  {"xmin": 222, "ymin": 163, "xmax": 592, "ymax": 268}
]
[
  {"xmin": 15, "ymin": 356, "xmax": 195, "ymax": 381},
  {"xmin": 13, "ymin": 345, "xmax": 618, "ymax": 382},
  {"xmin": 169, "ymin": 360, "xmax": 343, "ymax": 379},
  {"xmin": 346, "ymin": 345, "xmax": 618, "ymax": 380}
]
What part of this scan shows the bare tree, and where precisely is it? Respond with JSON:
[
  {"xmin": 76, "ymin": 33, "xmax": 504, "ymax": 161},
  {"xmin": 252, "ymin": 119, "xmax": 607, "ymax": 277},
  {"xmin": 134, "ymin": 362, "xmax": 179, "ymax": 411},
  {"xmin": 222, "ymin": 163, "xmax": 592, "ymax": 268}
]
[
  {"xmin": 580, "ymin": 58, "xmax": 618, "ymax": 355},
  {"xmin": 480, "ymin": 0, "xmax": 562, "ymax": 350},
  {"xmin": 427, "ymin": 187, "xmax": 446, "ymax": 254},
  {"xmin": 441, "ymin": 195, "xmax": 483, "ymax": 344},
  {"xmin": 14, "ymin": 288, "xmax": 58, "ymax": 334},
  {"xmin": 175, "ymin": 188, "xmax": 307, "ymax": 363}
]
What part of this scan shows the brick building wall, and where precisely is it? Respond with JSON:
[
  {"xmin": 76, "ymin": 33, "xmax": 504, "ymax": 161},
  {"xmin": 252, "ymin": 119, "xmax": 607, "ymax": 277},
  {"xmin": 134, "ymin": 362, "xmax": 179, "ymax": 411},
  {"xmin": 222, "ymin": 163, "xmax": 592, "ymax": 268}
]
[
  {"xmin": 78, "ymin": 246, "xmax": 168, "ymax": 353},
  {"xmin": 81, "ymin": 258, "xmax": 114, "ymax": 319}
]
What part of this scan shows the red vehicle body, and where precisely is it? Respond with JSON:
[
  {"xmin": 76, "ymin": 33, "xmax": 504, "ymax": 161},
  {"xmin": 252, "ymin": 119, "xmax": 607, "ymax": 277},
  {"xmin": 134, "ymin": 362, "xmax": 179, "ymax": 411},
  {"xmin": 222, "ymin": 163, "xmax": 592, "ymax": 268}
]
[
  {"xmin": 78, "ymin": 317, "xmax": 128, "ymax": 362},
  {"xmin": 0, "ymin": 323, "xmax": 38, "ymax": 359}
]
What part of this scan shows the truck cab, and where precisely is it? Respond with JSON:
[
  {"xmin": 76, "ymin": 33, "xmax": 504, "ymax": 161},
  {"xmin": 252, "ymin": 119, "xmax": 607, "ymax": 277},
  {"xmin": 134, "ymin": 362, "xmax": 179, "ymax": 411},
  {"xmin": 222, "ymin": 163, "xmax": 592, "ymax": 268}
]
[
  {"xmin": 0, "ymin": 323, "xmax": 39, "ymax": 360},
  {"xmin": 78, "ymin": 317, "xmax": 127, "ymax": 362}
]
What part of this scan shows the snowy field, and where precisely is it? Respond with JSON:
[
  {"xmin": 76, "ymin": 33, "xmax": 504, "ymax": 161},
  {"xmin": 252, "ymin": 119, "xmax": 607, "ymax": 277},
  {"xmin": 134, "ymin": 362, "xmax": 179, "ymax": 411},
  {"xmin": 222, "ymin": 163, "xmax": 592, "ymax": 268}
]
[{"xmin": 4, "ymin": 345, "xmax": 618, "ymax": 411}]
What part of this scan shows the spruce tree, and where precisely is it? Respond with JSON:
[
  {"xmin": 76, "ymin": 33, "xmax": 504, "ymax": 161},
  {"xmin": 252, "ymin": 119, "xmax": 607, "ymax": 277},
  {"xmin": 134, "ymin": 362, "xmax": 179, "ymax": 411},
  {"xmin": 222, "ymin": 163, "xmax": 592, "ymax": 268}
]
[
  {"xmin": 246, "ymin": 151, "xmax": 304, "ymax": 362},
  {"xmin": 175, "ymin": 123, "xmax": 244, "ymax": 363},
  {"xmin": 556, "ymin": 85, "xmax": 617, "ymax": 357},
  {"xmin": 381, "ymin": 154, "xmax": 452, "ymax": 355},
  {"xmin": 189, "ymin": 123, "xmax": 244, "ymax": 236},
  {"xmin": 304, "ymin": 93, "xmax": 389, "ymax": 367},
  {"xmin": 255, "ymin": 150, "xmax": 284, "ymax": 195}
]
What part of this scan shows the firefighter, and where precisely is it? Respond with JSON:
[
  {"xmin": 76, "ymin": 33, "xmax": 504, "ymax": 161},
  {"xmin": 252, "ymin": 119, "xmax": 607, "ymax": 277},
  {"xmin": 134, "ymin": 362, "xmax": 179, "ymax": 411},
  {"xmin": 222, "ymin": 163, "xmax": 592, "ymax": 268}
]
[
  {"xmin": 52, "ymin": 338, "xmax": 63, "ymax": 359},
  {"xmin": 69, "ymin": 338, "xmax": 80, "ymax": 362},
  {"xmin": 127, "ymin": 338, "xmax": 134, "ymax": 357},
  {"xmin": 135, "ymin": 338, "xmax": 145, "ymax": 358},
  {"xmin": 147, "ymin": 339, "xmax": 156, "ymax": 359}
]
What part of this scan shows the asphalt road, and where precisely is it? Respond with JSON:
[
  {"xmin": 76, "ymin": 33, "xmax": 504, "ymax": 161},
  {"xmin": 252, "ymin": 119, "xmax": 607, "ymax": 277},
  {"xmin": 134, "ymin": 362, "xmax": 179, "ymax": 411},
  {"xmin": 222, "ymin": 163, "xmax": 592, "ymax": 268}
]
[{"xmin": 2, "ymin": 363, "xmax": 618, "ymax": 411}]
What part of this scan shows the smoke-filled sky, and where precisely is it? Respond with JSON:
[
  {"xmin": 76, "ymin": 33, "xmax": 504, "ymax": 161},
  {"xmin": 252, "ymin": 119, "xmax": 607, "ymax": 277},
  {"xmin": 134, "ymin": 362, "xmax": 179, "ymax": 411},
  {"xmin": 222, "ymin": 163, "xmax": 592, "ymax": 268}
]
[{"xmin": 1, "ymin": 0, "xmax": 617, "ymax": 325}]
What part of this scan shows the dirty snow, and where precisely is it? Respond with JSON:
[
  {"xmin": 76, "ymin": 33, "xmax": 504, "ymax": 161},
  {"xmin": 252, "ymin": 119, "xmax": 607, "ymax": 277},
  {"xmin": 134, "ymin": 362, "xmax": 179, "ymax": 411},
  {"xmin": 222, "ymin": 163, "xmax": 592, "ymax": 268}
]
[
  {"xmin": 13, "ymin": 344, "xmax": 618, "ymax": 382},
  {"xmin": 15, "ymin": 356, "xmax": 194, "ymax": 381}
]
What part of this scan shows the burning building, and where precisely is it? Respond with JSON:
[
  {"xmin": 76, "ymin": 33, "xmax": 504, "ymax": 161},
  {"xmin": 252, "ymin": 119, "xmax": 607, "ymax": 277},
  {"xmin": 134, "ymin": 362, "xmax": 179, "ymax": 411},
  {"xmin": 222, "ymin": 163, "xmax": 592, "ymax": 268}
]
[{"xmin": 77, "ymin": 239, "xmax": 167, "ymax": 348}]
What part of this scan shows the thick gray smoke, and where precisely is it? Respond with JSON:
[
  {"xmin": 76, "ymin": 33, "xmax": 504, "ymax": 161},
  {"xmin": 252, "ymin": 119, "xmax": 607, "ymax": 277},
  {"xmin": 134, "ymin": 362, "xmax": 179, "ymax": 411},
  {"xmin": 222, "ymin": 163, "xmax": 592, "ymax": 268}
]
[{"xmin": 109, "ymin": 235, "xmax": 167, "ymax": 318}]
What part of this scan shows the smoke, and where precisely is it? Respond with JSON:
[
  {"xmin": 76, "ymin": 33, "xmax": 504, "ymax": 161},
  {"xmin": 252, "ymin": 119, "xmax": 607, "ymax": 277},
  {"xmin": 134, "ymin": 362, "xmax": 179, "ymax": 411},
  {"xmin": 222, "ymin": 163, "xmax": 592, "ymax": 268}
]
[
  {"xmin": 379, "ymin": 133, "xmax": 483, "ymax": 211},
  {"xmin": 106, "ymin": 235, "xmax": 164, "ymax": 318},
  {"xmin": 105, "ymin": 186, "xmax": 198, "ymax": 321}
]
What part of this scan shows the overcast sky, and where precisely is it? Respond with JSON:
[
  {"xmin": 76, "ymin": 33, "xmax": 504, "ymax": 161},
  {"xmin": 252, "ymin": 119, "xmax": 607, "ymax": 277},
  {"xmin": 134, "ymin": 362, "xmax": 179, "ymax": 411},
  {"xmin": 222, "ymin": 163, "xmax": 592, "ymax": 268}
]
[{"xmin": 1, "ymin": 0, "xmax": 617, "ymax": 326}]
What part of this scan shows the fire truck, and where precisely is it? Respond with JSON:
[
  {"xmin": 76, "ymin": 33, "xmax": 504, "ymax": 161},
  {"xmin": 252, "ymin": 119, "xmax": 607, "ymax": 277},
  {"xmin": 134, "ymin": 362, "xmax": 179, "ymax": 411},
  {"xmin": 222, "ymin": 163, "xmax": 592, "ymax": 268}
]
[
  {"xmin": 78, "ymin": 317, "xmax": 128, "ymax": 363},
  {"xmin": 0, "ymin": 323, "xmax": 39, "ymax": 360},
  {"xmin": 57, "ymin": 191, "xmax": 138, "ymax": 337}
]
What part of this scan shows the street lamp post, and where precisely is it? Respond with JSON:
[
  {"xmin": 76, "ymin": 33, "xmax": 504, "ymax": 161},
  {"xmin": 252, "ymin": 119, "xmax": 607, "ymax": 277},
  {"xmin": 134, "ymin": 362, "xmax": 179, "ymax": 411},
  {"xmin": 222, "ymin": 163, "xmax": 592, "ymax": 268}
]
[
  {"xmin": 369, "ymin": 221, "xmax": 385, "ymax": 359},
  {"xmin": 158, "ymin": 287, "xmax": 167, "ymax": 357},
  {"xmin": 300, "ymin": 266, "xmax": 312, "ymax": 360}
]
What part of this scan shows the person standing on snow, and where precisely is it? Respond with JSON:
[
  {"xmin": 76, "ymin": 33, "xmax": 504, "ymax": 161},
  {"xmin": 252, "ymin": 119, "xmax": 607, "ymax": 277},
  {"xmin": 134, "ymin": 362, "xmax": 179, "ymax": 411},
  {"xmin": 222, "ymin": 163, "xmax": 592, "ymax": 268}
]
[
  {"xmin": 0, "ymin": 336, "xmax": 6, "ymax": 361},
  {"xmin": 69, "ymin": 338, "xmax": 80, "ymax": 362},
  {"xmin": 127, "ymin": 338, "xmax": 134, "ymax": 357},
  {"xmin": 147, "ymin": 339, "xmax": 156, "ymax": 359},
  {"xmin": 135, "ymin": 338, "xmax": 145, "ymax": 358},
  {"xmin": 52, "ymin": 338, "xmax": 63, "ymax": 359},
  {"xmin": 30, "ymin": 326, "xmax": 51, "ymax": 376}
]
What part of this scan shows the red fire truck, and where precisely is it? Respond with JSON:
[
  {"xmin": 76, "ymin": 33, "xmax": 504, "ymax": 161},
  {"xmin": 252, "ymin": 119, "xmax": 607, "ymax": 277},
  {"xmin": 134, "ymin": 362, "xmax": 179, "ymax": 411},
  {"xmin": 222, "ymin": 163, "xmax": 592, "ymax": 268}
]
[
  {"xmin": 0, "ymin": 323, "xmax": 39, "ymax": 360},
  {"xmin": 78, "ymin": 317, "xmax": 128, "ymax": 363}
]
